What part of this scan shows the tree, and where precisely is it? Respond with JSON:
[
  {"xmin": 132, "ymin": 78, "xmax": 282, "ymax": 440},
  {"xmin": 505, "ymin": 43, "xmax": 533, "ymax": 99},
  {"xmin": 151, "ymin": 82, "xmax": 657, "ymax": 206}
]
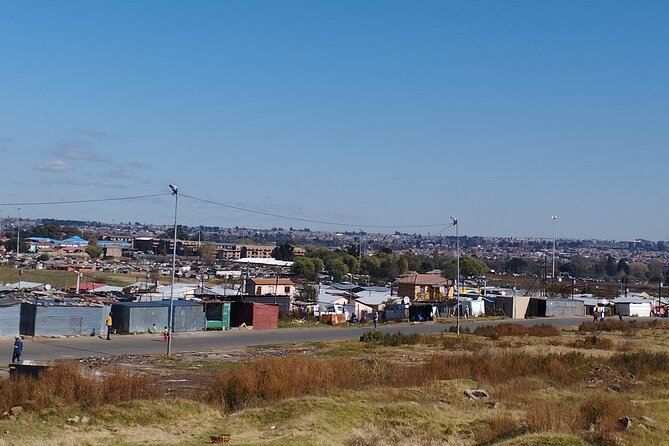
[
  {"xmin": 648, "ymin": 259, "xmax": 664, "ymax": 283},
  {"xmin": 617, "ymin": 259, "xmax": 630, "ymax": 276},
  {"xmin": 506, "ymin": 258, "xmax": 529, "ymax": 274},
  {"xmin": 199, "ymin": 243, "xmax": 217, "ymax": 264},
  {"xmin": 628, "ymin": 262, "xmax": 648, "ymax": 280},
  {"xmin": 3, "ymin": 235, "xmax": 20, "ymax": 253},
  {"xmin": 560, "ymin": 256, "xmax": 591, "ymax": 279},
  {"xmin": 605, "ymin": 255, "xmax": 617, "ymax": 277},
  {"xmin": 272, "ymin": 240, "xmax": 295, "ymax": 261},
  {"xmin": 399, "ymin": 252, "xmax": 421, "ymax": 273},
  {"xmin": 163, "ymin": 225, "xmax": 189, "ymax": 241},
  {"xmin": 459, "ymin": 256, "xmax": 488, "ymax": 277},
  {"xmin": 346, "ymin": 244, "xmax": 360, "ymax": 258},
  {"xmin": 296, "ymin": 283, "xmax": 317, "ymax": 301},
  {"xmin": 85, "ymin": 245, "xmax": 103, "ymax": 259},
  {"xmin": 329, "ymin": 258, "xmax": 349, "ymax": 282},
  {"xmin": 30, "ymin": 221, "xmax": 64, "ymax": 239},
  {"xmin": 292, "ymin": 257, "xmax": 320, "ymax": 282}
]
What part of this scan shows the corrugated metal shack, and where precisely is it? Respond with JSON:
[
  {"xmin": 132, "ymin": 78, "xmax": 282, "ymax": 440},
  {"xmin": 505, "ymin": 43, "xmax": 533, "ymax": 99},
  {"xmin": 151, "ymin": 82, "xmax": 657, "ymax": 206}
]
[
  {"xmin": 230, "ymin": 302, "xmax": 279, "ymax": 329},
  {"xmin": 0, "ymin": 297, "xmax": 22, "ymax": 336},
  {"xmin": 111, "ymin": 301, "xmax": 204, "ymax": 333},
  {"xmin": 20, "ymin": 299, "xmax": 107, "ymax": 337},
  {"xmin": 496, "ymin": 296, "xmax": 531, "ymax": 319},
  {"xmin": 384, "ymin": 303, "xmax": 408, "ymax": 321},
  {"xmin": 527, "ymin": 298, "xmax": 584, "ymax": 317},
  {"xmin": 203, "ymin": 301, "xmax": 231, "ymax": 330}
]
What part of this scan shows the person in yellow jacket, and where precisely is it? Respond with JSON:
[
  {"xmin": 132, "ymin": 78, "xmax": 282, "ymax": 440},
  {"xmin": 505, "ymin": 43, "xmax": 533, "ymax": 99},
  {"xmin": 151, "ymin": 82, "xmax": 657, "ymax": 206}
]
[{"xmin": 105, "ymin": 313, "xmax": 113, "ymax": 340}]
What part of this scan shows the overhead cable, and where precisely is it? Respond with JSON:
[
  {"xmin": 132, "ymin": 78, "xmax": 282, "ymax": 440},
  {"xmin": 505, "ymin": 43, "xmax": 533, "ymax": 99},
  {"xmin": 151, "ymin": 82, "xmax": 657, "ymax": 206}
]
[
  {"xmin": 180, "ymin": 193, "xmax": 453, "ymax": 229},
  {"xmin": 0, "ymin": 193, "xmax": 170, "ymax": 207}
]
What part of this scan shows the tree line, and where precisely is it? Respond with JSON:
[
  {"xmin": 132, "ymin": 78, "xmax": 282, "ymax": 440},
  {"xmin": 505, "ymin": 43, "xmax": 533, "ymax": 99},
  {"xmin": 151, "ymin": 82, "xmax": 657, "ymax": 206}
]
[{"xmin": 274, "ymin": 240, "xmax": 668, "ymax": 287}]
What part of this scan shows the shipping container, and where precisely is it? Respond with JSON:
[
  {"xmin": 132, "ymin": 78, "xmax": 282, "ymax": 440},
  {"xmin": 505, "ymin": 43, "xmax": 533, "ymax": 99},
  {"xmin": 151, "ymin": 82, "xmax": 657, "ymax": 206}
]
[
  {"xmin": 20, "ymin": 301, "xmax": 107, "ymax": 336},
  {"xmin": 111, "ymin": 301, "xmax": 204, "ymax": 333},
  {"xmin": 0, "ymin": 298, "xmax": 22, "ymax": 336},
  {"xmin": 527, "ymin": 298, "xmax": 584, "ymax": 317}
]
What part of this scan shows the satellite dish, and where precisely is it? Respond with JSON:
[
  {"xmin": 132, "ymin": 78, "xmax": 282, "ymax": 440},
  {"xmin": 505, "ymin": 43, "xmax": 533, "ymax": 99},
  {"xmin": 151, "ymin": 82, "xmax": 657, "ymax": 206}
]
[
  {"xmin": 44, "ymin": 284, "xmax": 52, "ymax": 291},
  {"xmin": 403, "ymin": 296, "xmax": 410, "ymax": 304}
]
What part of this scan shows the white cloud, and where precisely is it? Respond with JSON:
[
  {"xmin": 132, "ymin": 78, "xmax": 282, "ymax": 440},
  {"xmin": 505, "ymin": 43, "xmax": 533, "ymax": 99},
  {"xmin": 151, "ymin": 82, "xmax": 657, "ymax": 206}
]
[
  {"xmin": 34, "ymin": 160, "xmax": 72, "ymax": 173},
  {"xmin": 102, "ymin": 169, "xmax": 134, "ymax": 178},
  {"xmin": 73, "ymin": 128, "xmax": 108, "ymax": 138},
  {"xmin": 51, "ymin": 139, "xmax": 108, "ymax": 162}
]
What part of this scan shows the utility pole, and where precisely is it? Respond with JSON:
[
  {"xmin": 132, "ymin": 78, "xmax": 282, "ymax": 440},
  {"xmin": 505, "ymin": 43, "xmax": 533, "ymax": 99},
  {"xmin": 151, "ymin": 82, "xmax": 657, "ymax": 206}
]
[
  {"xmin": 450, "ymin": 217, "xmax": 460, "ymax": 336},
  {"xmin": 16, "ymin": 208, "xmax": 21, "ymax": 256},
  {"xmin": 167, "ymin": 185, "xmax": 178, "ymax": 356},
  {"xmin": 551, "ymin": 215, "xmax": 558, "ymax": 280}
]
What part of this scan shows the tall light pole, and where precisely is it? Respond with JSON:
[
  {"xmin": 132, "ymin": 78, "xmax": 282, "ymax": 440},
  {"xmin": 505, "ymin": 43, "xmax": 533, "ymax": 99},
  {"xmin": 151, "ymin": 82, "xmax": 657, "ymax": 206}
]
[
  {"xmin": 451, "ymin": 217, "xmax": 460, "ymax": 336},
  {"xmin": 167, "ymin": 185, "xmax": 178, "ymax": 355},
  {"xmin": 551, "ymin": 215, "xmax": 558, "ymax": 280},
  {"xmin": 16, "ymin": 207, "xmax": 21, "ymax": 256}
]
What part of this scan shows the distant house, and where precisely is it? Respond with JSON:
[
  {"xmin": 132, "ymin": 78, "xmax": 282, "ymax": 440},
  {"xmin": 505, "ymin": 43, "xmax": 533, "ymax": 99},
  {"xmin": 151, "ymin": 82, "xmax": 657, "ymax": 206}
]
[
  {"xmin": 69, "ymin": 281, "xmax": 107, "ymax": 293},
  {"xmin": 216, "ymin": 243, "xmax": 242, "ymax": 261},
  {"xmin": 241, "ymin": 245, "xmax": 275, "ymax": 259},
  {"xmin": 26, "ymin": 237, "xmax": 59, "ymax": 252},
  {"xmin": 246, "ymin": 277, "xmax": 295, "ymax": 297},
  {"xmin": 96, "ymin": 240, "xmax": 131, "ymax": 258},
  {"xmin": 395, "ymin": 273, "xmax": 451, "ymax": 301},
  {"xmin": 58, "ymin": 236, "xmax": 89, "ymax": 253}
]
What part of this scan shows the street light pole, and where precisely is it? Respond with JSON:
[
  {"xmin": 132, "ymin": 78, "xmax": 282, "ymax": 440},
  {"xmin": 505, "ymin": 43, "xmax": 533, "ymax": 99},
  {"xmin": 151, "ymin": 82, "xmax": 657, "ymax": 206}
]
[
  {"xmin": 167, "ymin": 185, "xmax": 178, "ymax": 356},
  {"xmin": 451, "ymin": 217, "xmax": 460, "ymax": 336},
  {"xmin": 16, "ymin": 208, "xmax": 21, "ymax": 256},
  {"xmin": 551, "ymin": 215, "xmax": 558, "ymax": 279}
]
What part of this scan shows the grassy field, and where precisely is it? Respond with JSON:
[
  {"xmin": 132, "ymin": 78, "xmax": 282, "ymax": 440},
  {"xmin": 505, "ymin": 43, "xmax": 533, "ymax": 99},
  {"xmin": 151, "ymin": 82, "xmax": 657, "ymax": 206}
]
[
  {"xmin": 0, "ymin": 266, "xmax": 199, "ymax": 289},
  {"xmin": 2, "ymin": 321, "xmax": 669, "ymax": 445}
]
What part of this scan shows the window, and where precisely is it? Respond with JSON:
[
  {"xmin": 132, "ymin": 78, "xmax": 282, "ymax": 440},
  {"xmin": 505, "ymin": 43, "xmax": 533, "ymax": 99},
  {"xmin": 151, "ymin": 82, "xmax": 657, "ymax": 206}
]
[
  {"xmin": 256, "ymin": 286, "xmax": 262, "ymax": 294},
  {"xmin": 284, "ymin": 286, "xmax": 291, "ymax": 294}
]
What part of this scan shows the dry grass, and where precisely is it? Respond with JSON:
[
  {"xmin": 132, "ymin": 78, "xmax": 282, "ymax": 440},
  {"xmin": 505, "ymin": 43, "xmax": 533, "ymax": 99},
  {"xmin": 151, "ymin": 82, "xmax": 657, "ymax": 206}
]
[
  {"xmin": 4, "ymin": 326, "xmax": 669, "ymax": 445},
  {"xmin": 0, "ymin": 362, "xmax": 158, "ymax": 412},
  {"xmin": 208, "ymin": 350, "xmax": 598, "ymax": 412},
  {"xmin": 579, "ymin": 318, "xmax": 668, "ymax": 334},
  {"xmin": 570, "ymin": 335, "xmax": 615, "ymax": 350}
]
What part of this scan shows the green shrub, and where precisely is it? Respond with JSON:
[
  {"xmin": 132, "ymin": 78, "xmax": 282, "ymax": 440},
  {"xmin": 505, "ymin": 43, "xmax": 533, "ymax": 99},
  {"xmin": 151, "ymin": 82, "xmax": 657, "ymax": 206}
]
[
  {"xmin": 359, "ymin": 331, "xmax": 421, "ymax": 346},
  {"xmin": 473, "ymin": 323, "xmax": 560, "ymax": 338}
]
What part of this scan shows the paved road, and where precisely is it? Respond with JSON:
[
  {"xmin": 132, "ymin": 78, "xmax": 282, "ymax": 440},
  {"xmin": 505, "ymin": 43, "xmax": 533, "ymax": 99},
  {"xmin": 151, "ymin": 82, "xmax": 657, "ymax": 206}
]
[{"xmin": 2, "ymin": 317, "xmax": 591, "ymax": 362}]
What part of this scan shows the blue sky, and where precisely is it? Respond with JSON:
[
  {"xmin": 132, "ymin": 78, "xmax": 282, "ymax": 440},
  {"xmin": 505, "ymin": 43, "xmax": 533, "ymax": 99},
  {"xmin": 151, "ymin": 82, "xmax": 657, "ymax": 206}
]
[{"xmin": 1, "ymin": 1, "xmax": 667, "ymax": 241}]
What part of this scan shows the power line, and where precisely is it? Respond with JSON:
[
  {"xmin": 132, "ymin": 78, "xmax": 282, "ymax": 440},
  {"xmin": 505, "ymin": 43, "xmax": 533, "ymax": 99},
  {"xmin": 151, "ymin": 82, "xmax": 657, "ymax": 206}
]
[
  {"xmin": 180, "ymin": 193, "xmax": 452, "ymax": 229},
  {"xmin": 0, "ymin": 193, "xmax": 170, "ymax": 207},
  {"xmin": 0, "ymin": 191, "xmax": 454, "ymax": 230}
]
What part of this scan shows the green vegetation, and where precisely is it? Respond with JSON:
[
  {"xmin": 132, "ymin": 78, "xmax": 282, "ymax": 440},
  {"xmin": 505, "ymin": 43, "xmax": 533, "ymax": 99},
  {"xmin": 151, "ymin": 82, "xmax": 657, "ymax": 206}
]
[
  {"xmin": 473, "ymin": 323, "xmax": 562, "ymax": 338},
  {"xmin": 359, "ymin": 330, "xmax": 420, "ymax": 346}
]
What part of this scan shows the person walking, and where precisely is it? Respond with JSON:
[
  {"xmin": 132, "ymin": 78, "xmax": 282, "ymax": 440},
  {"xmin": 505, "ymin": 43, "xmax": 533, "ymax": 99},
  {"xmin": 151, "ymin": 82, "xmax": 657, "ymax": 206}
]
[
  {"xmin": 162, "ymin": 326, "xmax": 169, "ymax": 342},
  {"xmin": 372, "ymin": 310, "xmax": 379, "ymax": 331},
  {"xmin": 12, "ymin": 336, "xmax": 23, "ymax": 363},
  {"xmin": 105, "ymin": 312, "xmax": 113, "ymax": 340}
]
